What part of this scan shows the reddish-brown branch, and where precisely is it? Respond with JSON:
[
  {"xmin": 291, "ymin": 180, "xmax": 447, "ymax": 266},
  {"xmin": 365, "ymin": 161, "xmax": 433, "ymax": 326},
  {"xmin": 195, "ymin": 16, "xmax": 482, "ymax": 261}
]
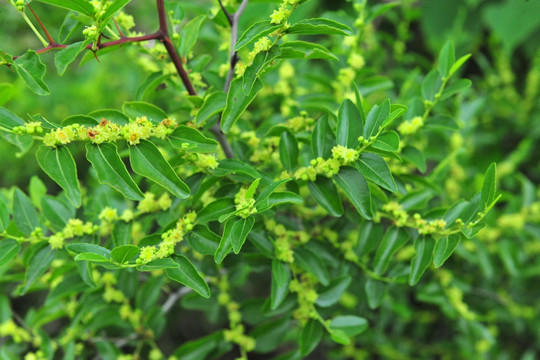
[
  {"xmin": 113, "ymin": 19, "xmax": 125, "ymax": 38},
  {"xmin": 27, "ymin": 3, "xmax": 54, "ymax": 44}
]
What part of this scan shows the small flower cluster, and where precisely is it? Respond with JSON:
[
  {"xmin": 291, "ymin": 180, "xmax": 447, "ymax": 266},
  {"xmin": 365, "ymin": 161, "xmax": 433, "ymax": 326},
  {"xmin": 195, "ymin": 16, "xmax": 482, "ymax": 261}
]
[
  {"xmin": 89, "ymin": 0, "xmax": 113, "ymax": 19},
  {"xmin": 0, "ymin": 319, "xmax": 31, "ymax": 343},
  {"xmin": 294, "ymin": 145, "xmax": 361, "ymax": 181},
  {"xmin": 115, "ymin": 12, "xmax": 135, "ymax": 31},
  {"xmin": 319, "ymin": 226, "xmax": 359, "ymax": 263},
  {"xmin": 49, "ymin": 219, "xmax": 97, "ymax": 249},
  {"xmin": 42, "ymin": 117, "xmax": 177, "ymax": 147},
  {"xmin": 234, "ymin": 187, "xmax": 257, "ymax": 218},
  {"xmin": 413, "ymin": 214, "xmax": 447, "ymax": 235},
  {"xmin": 286, "ymin": 111, "xmax": 314, "ymax": 132},
  {"xmin": 289, "ymin": 272, "xmax": 319, "ymax": 324},
  {"xmin": 137, "ymin": 192, "xmax": 172, "ymax": 213},
  {"xmin": 184, "ymin": 153, "xmax": 219, "ymax": 171},
  {"xmin": 381, "ymin": 201, "xmax": 409, "ymax": 227},
  {"xmin": 14, "ymin": 0, "xmax": 25, "ymax": 12},
  {"xmin": 398, "ymin": 116, "xmax": 424, "ymax": 135},
  {"xmin": 437, "ymin": 270, "xmax": 477, "ymax": 321},
  {"xmin": 137, "ymin": 212, "xmax": 197, "ymax": 264},
  {"xmin": 247, "ymin": 36, "xmax": 273, "ymax": 63},
  {"xmin": 12, "ymin": 121, "xmax": 43, "ymax": 135},
  {"xmin": 265, "ymin": 219, "xmax": 309, "ymax": 263},
  {"xmin": 270, "ymin": 0, "xmax": 300, "ymax": 25},
  {"xmin": 98, "ymin": 206, "xmax": 118, "ymax": 236}
]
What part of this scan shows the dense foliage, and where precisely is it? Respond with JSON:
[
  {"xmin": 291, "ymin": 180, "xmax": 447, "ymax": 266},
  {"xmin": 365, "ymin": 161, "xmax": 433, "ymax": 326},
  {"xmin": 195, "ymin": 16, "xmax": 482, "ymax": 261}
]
[{"xmin": 1, "ymin": 0, "xmax": 539, "ymax": 359}]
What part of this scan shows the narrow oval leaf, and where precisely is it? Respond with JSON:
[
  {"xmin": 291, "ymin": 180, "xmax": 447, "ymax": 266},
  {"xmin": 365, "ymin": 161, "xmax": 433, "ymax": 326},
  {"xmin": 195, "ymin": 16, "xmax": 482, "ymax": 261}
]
[
  {"xmin": 166, "ymin": 255, "xmax": 210, "ymax": 298},
  {"xmin": 66, "ymin": 243, "xmax": 111, "ymax": 258},
  {"xmin": 0, "ymin": 239, "xmax": 21, "ymax": 267},
  {"xmin": 54, "ymin": 40, "xmax": 88, "ymax": 76},
  {"xmin": 409, "ymin": 236, "xmax": 435, "ymax": 286},
  {"xmin": 271, "ymin": 260, "xmax": 290, "ymax": 310},
  {"xmin": 179, "ymin": 15, "xmax": 206, "ymax": 57},
  {"xmin": 308, "ymin": 176, "xmax": 344, "ymax": 217},
  {"xmin": 129, "ymin": 140, "xmax": 190, "ymax": 199},
  {"xmin": 365, "ymin": 279, "xmax": 387, "ymax": 309},
  {"xmin": 311, "ymin": 114, "xmax": 335, "ymax": 158},
  {"xmin": 13, "ymin": 189, "xmax": 40, "ymax": 236},
  {"xmin": 330, "ymin": 316, "xmax": 368, "ymax": 337},
  {"xmin": 363, "ymin": 99, "xmax": 390, "ymax": 139},
  {"xmin": 187, "ymin": 225, "xmax": 220, "ymax": 255},
  {"xmin": 300, "ymin": 319, "xmax": 323, "ymax": 356},
  {"xmin": 36, "ymin": 146, "xmax": 81, "ymax": 208},
  {"xmin": 111, "ymin": 245, "xmax": 139, "ymax": 264},
  {"xmin": 35, "ymin": 0, "xmax": 94, "ymax": 15},
  {"xmin": 0, "ymin": 198, "xmax": 11, "ymax": 233},
  {"xmin": 279, "ymin": 130, "xmax": 299, "ymax": 171},
  {"xmin": 433, "ymin": 234, "xmax": 461, "ymax": 268},
  {"xmin": 243, "ymin": 46, "xmax": 281, "ymax": 95},
  {"xmin": 337, "ymin": 99, "xmax": 363, "ymax": 148},
  {"xmin": 20, "ymin": 244, "xmax": 56, "ymax": 295},
  {"xmin": 137, "ymin": 258, "xmax": 179, "ymax": 271},
  {"xmin": 316, "ymin": 275, "xmax": 352, "ymax": 307},
  {"xmin": 197, "ymin": 198, "xmax": 235, "ymax": 223},
  {"xmin": 355, "ymin": 153, "xmax": 397, "ymax": 192},
  {"xmin": 371, "ymin": 131, "xmax": 400, "ymax": 152},
  {"xmin": 14, "ymin": 50, "xmax": 50, "ymax": 96},
  {"xmin": 85, "ymin": 143, "xmax": 144, "ymax": 201},
  {"xmin": 0, "ymin": 107, "xmax": 25, "ymax": 130},
  {"xmin": 294, "ymin": 247, "xmax": 330, "ymax": 286},
  {"xmin": 287, "ymin": 18, "xmax": 353, "ymax": 36},
  {"xmin": 334, "ymin": 166, "xmax": 372, "ymax": 219},
  {"xmin": 195, "ymin": 91, "xmax": 226, "ymax": 125},
  {"xmin": 279, "ymin": 41, "xmax": 338, "ymax": 61},
  {"xmin": 169, "ymin": 125, "xmax": 218, "ymax": 153},
  {"xmin": 221, "ymin": 77, "xmax": 263, "ymax": 133},
  {"xmin": 373, "ymin": 227, "xmax": 410, "ymax": 275},
  {"xmin": 74, "ymin": 252, "xmax": 110, "ymax": 262},
  {"xmin": 231, "ymin": 216, "xmax": 255, "ymax": 254},
  {"xmin": 235, "ymin": 20, "xmax": 280, "ymax": 51},
  {"xmin": 438, "ymin": 41, "xmax": 455, "ymax": 78},
  {"xmin": 481, "ymin": 163, "xmax": 497, "ymax": 207},
  {"xmin": 122, "ymin": 101, "xmax": 168, "ymax": 124}
]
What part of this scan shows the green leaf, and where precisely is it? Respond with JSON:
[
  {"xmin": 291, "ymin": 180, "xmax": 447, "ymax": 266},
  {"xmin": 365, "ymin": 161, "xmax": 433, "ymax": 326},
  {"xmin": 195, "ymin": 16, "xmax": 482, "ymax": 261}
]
[
  {"xmin": 311, "ymin": 115, "xmax": 335, "ymax": 158},
  {"xmin": 195, "ymin": 91, "xmax": 226, "ymax": 125},
  {"xmin": 440, "ymin": 78, "xmax": 471, "ymax": 100},
  {"xmin": 129, "ymin": 140, "xmax": 190, "ymax": 199},
  {"xmin": 41, "ymin": 195, "xmax": 73, "ymax": 231},
  {"xmin": 54, "ymin": 40, "xmax": 89, "ymax": 76},
  {"xmin": 0, "ymin": 107, "xmax": 24, "ymax": 130},
  {"xmin": 197, "ymin": 198, "xmax": 235, "ymax": 223},
  {"xmin": 74, "ymin": 252, "xmax": 111, "ymax": 262},
  {"xmin": 67, "ymin": 243, "xmax": 111, "ymax": 258},
  {"xmin": 13, "ymin": 189, "xmax": 40, "ymax": 236},
  {"xmin": 214, "ymin": 218, "xmax": 234, "ymax": 264},
  {"xmin": 433, "ymin": 234, "xmax": 461, "ymax": 268},
  {"xmin": 35, "ymin": 0, "xmax": 94, "ymax": 15},
  {"xmin": 14, "ymin": 50, "xmax": 50, "ymax": 96},
  {"xmin": 409, "ymin": 236, "xmax": 435, "ymax": 286},
  {"xmin": 424, "ymin": 115, "xmax": 459, "ymax": 130},
  {"xmin": 122, "ymin": 101, "xmax": 168, "ymax": 124},
  {"xmin": 330, "ymin": 329, "xmax": 350, "ymax": 345},
  {"xmin": 371, "ymin": 131, "xmax": 400, "ymax": 152},
  {"xmin": 85, "ymin": 143, "xmax": 144, "ymax": 201},
  {"xmin": 20, "ymin": 244, "xmax": 56, "ymax": 295},
  {"xmin": 287, "ymin": 18, "xmax": 353, "ymax": 36},
  {"xmin": 187, "ymin": 225, "xmax": 220, "ymax": 255},
  {"xmin": 449, "ymin": 54, "xmax": 471, "ymax": 78},
  {"xmin": 0, "ymin": 198, "xmax": 9, "ymax": 233},
  {"xmin": 356, "ymin": 222, "xmax": 383, "ymax": 257},
  {"xmin": 221, "ymin": 77, "xmax": 263, "ymax": 133},
  {"xmin": 0, "ymin": 239, "xmax": 21, "ymax": 268},
  {"xmin": 373, "ymin": 227, "xmax": 410, "ymax": 275},
  {"xmin": 166, "ymin": 255, "xmax": 210, "ymax": 298},
  {"xmin": 422, "ymin": 69, "xmax": 441, "ymax": 101},
  {"xmin": 169, "ymin": 125, "xmax": 218, "ymax": 153},
  {"xmin": 36, "ymin": 146, "xmax": 81, "ymax": 208},
  {"xmin": 355, "ymin": 153, "xmax": 397, "ymax": 192},
  {"xmin": 243, "ymin": 46, "xmax": 281, "ymax": 95},
  {"xmin": 294, "ymin": 247, "xmax": 330, "ymax": 286},
  {"xmin": 254, "ymin": 179, "xmax": 289, "ymax": 207},
  {"xmin": 234, "ymin": 20, "xmax": 281, "ymax": 51},
  {"xmin": 179, "ymin": 15, "xmax": 206, "ymax": 57},
  {"xmin": 481, "ymin": 163, "xmax": 497, "ymax": 208},
  {"xmin": 365, "ymin": 279, "xmax": 387, "ymax": 309},
  {"xmin": 279, "ymin": 130, "xmax": 299, "ymax": 171},
  {"xmin": 308, "ymin": 176, "xmax": 344, "ymax": 217},
  {"xmin": 88, "ymin": 109, "xmax": 129, "ymax": 125},
  {"xmin": 330, "ymin": 316, "xmax": 368, "ymax": 337},
  {"xmin": 97, "ymin": 0, "xmax": 131, "ymax": 32},
  {"xmin": 279, "ymin": 41, "xmax": 338, "ymax": 61},
  {"xmin": 316, "ymin": 275, "xmax": 351, "ymax": 307},
  {"xmin": 336, "ymin": 99, "xmax": 363, "ymax": 148},
  {"xmin": 334, "ymin": 166, "xmax": 372, "ymax": 219},
  {"xmin": 265, "ymin": 191, "xmax": 303, "ymax": 208},
  {"xmin": 62, "ymin": 114, "xmax": 98, "ymax": 127},
  {"xmin": 137, "ymin": 258, "xmax": 179, "ymax": 271},
  {"xmin": 111, "ymin": 245, "xmax": 139, "ymax": 264},
  {"xmin": 231, "ymin": 216, "xmax": 255, "ymax": 254},
  {"xmin": 300, "ymin": 319, "xmax": 323, "ymax": 356},
  {"xmin": 271, "ymin": 259, "xmax": 290, "ymax": 310},
  {"xmin": 363, "ymin": 99, "xmax": 390, "ymax": 139},
  {"xmin": 401, "ymin": 146, "xmax": 426, "ymax": 173},
  {"xmin": 438, "ymin": 41, "xmax": 455, "ymax": 78}
]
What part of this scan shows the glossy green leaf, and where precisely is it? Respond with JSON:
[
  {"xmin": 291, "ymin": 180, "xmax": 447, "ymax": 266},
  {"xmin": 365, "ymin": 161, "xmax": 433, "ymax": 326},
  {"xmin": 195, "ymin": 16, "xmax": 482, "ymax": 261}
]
[
  {"xmin": 97, "ymin": 0, "xmax": 131, "ymax": 32},
  {"xmin": 129, "ymin": 139, "xmax": 190, "ymax": 199},
  {"xmin": 308, "ymin": 176, "xmax": 344, "ymax": 217},
  {"xmin": 232, "ymin": 216, "xmax": 255, "ymax": 254},
  {"xmin": 0, "ymin": 198, "xmax": 9, "ymax": 233},
  {"xmin": 13, "ymin": 189, "xmax": 40, "ymax": 236},
  {"xmin": 137, "ymin": 258, "xmax": 180, "ymax": 271},
  {"xmin": 271, "ymin": 259, "xmax": 290, "ymax": 310},
  {"xmin": 36, "ymin": 146, "xmax": 81, "ymax": 208},
  {"xmin": 438, "ymin": 41, "xmax": 455, "ymax": 78},
  {"xmin": 74, "ymin": 252, "xmax": 110, "ymax": 262},
  {"xmin": 481, "ymin": 163, "xmax": 497, "ymax": 208},
  {"xmin": 441, "ymin": 78, "xmax": 471, "ymax": 100},
  {"xmin": 0, "ymin": 107, "xmax": 25, "ymax": 130},
  {"xmin": 197, "ymin": 198, "xmax": 235, "ymax": 223},
  {"xmin": 179, "ymin": 15, "xmax": 206, "ymax": 57},
  {"xmin": 316, "ymin": 275, "xmax": 351, "ymax": 307},
  {"xmin": 169, "ymin": 125, "xmax": 218, "ymax": 153},
  {"xmin": 67, "ymin": 243, "xmax": 111, "ymax": 258},
  {"xmin": 337, "ymin": 99, "xmax": 363, "ymax": 148},
  {"xmin": 330, "ymin": 315, "xmax": 368, "ymax": 337},
  {"xmin": 330, "ymin": 329, "xmax": 350, "ymax": 345},
  {"xmin": 14, "ymin": 50, "xmax": 50, "ymax": 96},
  {"xmin": 363, "ymin": 99, "xmax": 390, "ymax": 139},
  {"xmin": 35, "ymin": 0, "xmax": 94, "ymax": 15},
  {"xmin": 243, "ymin": 46, "xmax": 281, "ymax": 95},
  {"xmin": 409, "ymin": 236, "xmax": 435, "ymax": 286},
  {"xmin": 287, "ymin": 18, "xmax": 353, "ymax": 36},
  {"xmin": 195, "ymin": 91, "xmax": 226, "ymax": 125},
  {"xmin": 41, "ymin": 195, "xmax": 73, "ymax": 231},
  {"xmin": 111, "ymin": 245, "xmax": 139, "ymax": 264},
  {"xmin": 433, "ymin": 234, "xmax": 461, "ymax": 268},
  {"xmin": 279, "ymin": 130, "xmax": 299, "ymax": 171},
  {"xmin": 357, "ymin": 222, "xmax": 383, "ymax": 257},
  {"xmin": 300, "ymin": 319, "xmax": 323, "ymax": 356},
  {"xmin": 55, "ymin": 40, "xmax": 89, "ymax": 76},
  {"xmin": 334, "ymin": 166, "xmax": 372, "ymax": 219},
  {"xmin": 373, "ymin": 227, "xmax": 410, "ymax": 275},
  {"xmin": 86, "ymin": 143, "xmax": 144, "ymax": 201},
  {"xmin": 221, "ymin": 77, "xmax": 263, "ymax": 133},
  {"xmin": 187, "ymin": 225, "xmax": 220, "ymax": 255},
  {"xmin": 234, "ymin": 21, "xmax": 281, "ymax": 51},
  {"xmin": 279, "ymin": 41, "xmax": 338, "ymax": 61},
  {"xmin": 166, "ymin": 255, "xmax": 210, "ymax": 298},
  {"xmin": 294, "ymin": 247, "xmax": 330, "ymax": 286},
  {"xmin": 88, "ymin": 109, "xmax": 129, "ymax": 125},
  {"xmin": 355, "ymin": 153, "xmax": 397, "ymax": 192},
  {"xmin": 365, "ymin": 279, "xmax": 387, "ymax": 309},
  {"xmin": 424, "ymin": 115, "xmax": 459, "ymax": 130},
  {"xmin": 311, "ymin": 114, "xmax": 335, "ymax": 158},
  {"xmin": 20, "ymin": 244, "xmax": 56, "ymax": 295},
  {"xmin": 449, "ymin": 54, "xmax": 471, "ymax": 78},
  {"xmin": 122, "ymin": 101, "xmax": 168, "ymax": 124},
  {"xmin": 371, "ymin": 131, "xmax": 399, "ymax": 152},
  {"xmin": 421, "ymin": 69, "xmax": 441, "ymax": 101},
  {"xmin": 265, "ymin": 191, "xmax": 303, "ymax": 208},
  {"xmin": 0, "ymin": 239, "xmax": 20, "ymax": 267},
  {"xmin": 401, "ymin": 146, "xmax": 426, "ymax": 173}
]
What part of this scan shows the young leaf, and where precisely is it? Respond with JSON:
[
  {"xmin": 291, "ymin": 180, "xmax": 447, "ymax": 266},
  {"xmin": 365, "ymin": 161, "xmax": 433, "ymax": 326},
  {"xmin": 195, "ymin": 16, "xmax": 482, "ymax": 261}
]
[
  {"xmin": 231, "ymin": 216, "xmax": 255, "ymax": 254},
  {"xmin": 330, "ymin": 316, "xmax": 368, "ymax": 337},
  {"xmin": 371, "ymin": 131, "xmax": 400, "ymax": 152},
  {"xmin": 169, "ymin": 126, "xmax": 218, "ymax": 153},
  {"xmin": 279, "ymin": 41, "xmax": 338, "ymax": 61},
  {"xmin": 235, "ymin": 21, "xmax": 281, "ymax": 51},
  {"xmin": 14, "ymin": 50, "xmax": 50, "ymax": 96},
  {"xmin": 481, "ymin": 163, "xmax": 497, "ymax": 208},
  {"xmin": 433, "ymin": 234, "xmax": 461, "ymax": 268},
  {"xmin": 355, "ymin": 153, "xmax": 397, "ymax": 192},
  {"xmin": 36, "ymin": 146, "xmax": 81, "ymax": 208},
  {"xmin": 271, "ymin": 259, "xmax": 290, "ymax": 310},
  {"xmin": 421, "ymin": 69, "xmax": 441, "ymax": 101},
  {"xmin": 85, "ymin": 143, "xmax": 144, "ymax": 201},
  {"xmin": 330, "ymin": 329, "xmax": 350, "ymax": 345},
  {"xmin": 0, "ymin": 107, "xmax": 25, "ymax": 130},
  {"xmin": 365, "ymin": 279, "xmax": 387, "ymax": 309},
  {"xmin": 449, "ymin": 54, "xmax": 471, "ymax": 78},
  {"xmin": 137, "ymin": 258, "xmax": 179, "ymax": 271},
  {"xmin": 35, "ymin": 0, "xmax": 94, "ymax": 15},
  {"xmin": 279, "ymin": 130, "xmax": 299, "ymax": 171},
  {"xmin": 373, "ymin": 227, "xmax": 410, "ymax": 275},
  {"xmin": 363, "ymin": 99, "xmax": 390, "ymax": 139},
  {"xmin": 311, "ymin": 115, "xmax": 335, "ymax": 158},
  {"xmin": 111, "ymin": 245, "xmax": 139, "ymax": 264},
  {"xmin": 13, "ymin": 189, "xmax": 40, "ymax": 236},
  {"xmin": 287, "ymin": 18, "xmax": 353, "ymax": 36},
  {"xmin": 243, "ymin": 46, "xmax": 281, "ymax": 95},
  {"xmin": 308, "ymin": 176, "xmax": 344, "ymax": 217},
  {"xmin": 54, "ymin": 40, "xmax": 89, "ymax": 76},
  {"xmin": 179, "ymin": 15, "xmax": 206, "ymax": 57},
  {"xmin": 440, "ymin": 78, "xmax": 472, "ymax": 100},
  {"xmin": 221, "ymin": 77, "xmax": 263, "ymax": 133},
  {"xmin": 166, "ymin": 255, "xmax": 210, "ymax": 298},
  {"xmin": 438, "ymin": 41, "xmax": 455, "ymax": 78},
  {"xmin": 129, "ymin": 139, "xmax": 190, "ymax": 199},
  {"xmin": 300, "ymin": 319, "xmax": 323, "ymax": 357},
  {"xmin": 334, "ymin": 166, "xmax": 372, "ymax": 219},
  {"xmin": 195, "ymin": 91, "xmax": 226, "ymax": 125},
  {"xmin": 336, "ymin": 99, "xmax": 363, "ymax": 148},
  {"xmin": 19, "ymin": 244, "xmax": 56, "ymax": 295},
  {"xmin": 409, "ymin": 236, "xmax": 435, "ymax": 286},
  {"xmin": 0, "ymin": 239, "xmax": 21, "ymax": 268}
]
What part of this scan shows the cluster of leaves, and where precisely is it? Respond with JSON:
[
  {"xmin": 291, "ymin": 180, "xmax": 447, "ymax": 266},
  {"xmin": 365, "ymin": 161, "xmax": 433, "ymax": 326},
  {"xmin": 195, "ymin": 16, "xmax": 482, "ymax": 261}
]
[{"xmin": 1, "ymin": 0, "xmax": 539, "ymax": 359}]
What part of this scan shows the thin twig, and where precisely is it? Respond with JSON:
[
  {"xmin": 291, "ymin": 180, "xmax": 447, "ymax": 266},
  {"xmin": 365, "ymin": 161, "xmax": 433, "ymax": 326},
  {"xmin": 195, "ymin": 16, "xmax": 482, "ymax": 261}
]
[
  {"xmin": 218, "ymin": 0, "xmax": 233, "ymax": 26},
  {"xmin": 113, "ymin": 18, "xmax": 125, "ymax": 38},
  {"xmin": 26, "ymin": 3, "xmax": 54, "ymax": 44},
  {"xmin": 162, "ymin": 287, "xmax": 193, "ymax": 313}
]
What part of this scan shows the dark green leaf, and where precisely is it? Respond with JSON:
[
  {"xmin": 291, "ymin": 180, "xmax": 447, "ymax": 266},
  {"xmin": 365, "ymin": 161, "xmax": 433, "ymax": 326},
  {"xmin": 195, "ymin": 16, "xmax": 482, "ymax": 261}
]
[
  {"xmin": 311, "ymin": 115, "xmax": 334, "ymax": 158},
  {"xmin": 221, "ymin": 77, "xmax": 262, "ymax": 133},
  {"xmin": 231, "ymin": 216, "xmax": 255, "ymax": 254},
  {"xmin": 481, "ymin": 163, "xmax": 497, "ymax": 207},
  {"xmin": 433, "ymin": 234, "xmax": 461, "ymax": 268},
  {"xmin": 0, "ymin": 107, "xmax": 24, "ymax": 130},
  {"xmin": 20, "ymin": 244, "xmax": 56, "ymax": 295},
  {"xmin": 287, "ymin": 18, "xmax": 353, "ymax": 36},
  {"xmin": 122, "ymin": 101, "xmax": 168, "ymax": 124},
  {"xmin": 330, "ymin": 315, "xmax": 368, "ymax": 337},
  {"xmin": 308, "ymin": 176, "xmax": 344, "ymax": 217},
  {"xmin": 363, "ymin": 99, "xmax": 390, "ymax": 139},
  {"xmin": 187, "ymin": 225, "xmax": 220, "ymax": 255},
  {"xmin": 355, "ymin": 154, "xmax": 397, "ymax": 193},
  {"xmin": 334, "ymin": 166, "xmax": 372, "ymax": 219},
  {"xmin": 54, "ymin": 40, "xmax": 89, "ymax": 76},
  {"xmin": 195, "ymin": 91, "xmax": 226, "ymax": 125},
  {"xmin": 111, "ymin": 245, "xmax": 139, "ymax": 264},
  {"xmin": 179, "ymin": 15, "xmax": 206, "ymax": 57},
  {"xmin": 88, "ymin": 109, "xmax": 129, "ymax": 125},
  {"xmin": 279, "ymin": 130, "xmax": 299, "ymax": 171},
  {"xmin": 0, "ymin": 198, "xmax": 9, "ymax": 233},
  {"xmin": 35, "ymin": 0, "xmax": 94, "ymax": 15},
  {"xmin": 235, "ymin": 21, "xmax": 281, "ymax": 51},
  {"xmin": 356, "ymin": 222, "xmax": 383, "ymax": 257},
  {"xmin": 364, "ymin": 278, "xmax": 387, "ymax": 309},
  {"xmin": 169, "ymin": 125, "xmax": 218, "ymax": 153},
  {"xmin": 271, "ymin": 260, "xmax": 290, "ymax": 310},
  {"xmin": 421, "ymin": 69, "xmax": 441, "ymax": 101},
  {"xmin": 300, "ymin": 319, "xmax": 323, "ymax": 356},
  {"xmin": 14, "ymin": 50, "xmax": 50, "ymax": 96},
  {"xmin": 316, "ymin": 275, "xmax": 351, "ymax": 307},
  {"xmin": 371, "ymin": 131, "xmax": 399, "ymax": 152},
  {"xmin": 137, "ymin": 258, "xmax": 179, "ymax": 271},
  {"xmin": 243, "ymin": 46, "xmax": 281, "ymax": 95},
  {"xmin": 294, "ymin": 247, "xmax": 330, "ymax": 286},
  {"xmin": 74, "ymin": 252, "xmax": 111, "ymax": 262},
  {"xmin": 197, "ymin": 198, "xmax": 235, "ymax": 223},
  {"xmin": 279, "ymin": 41, "xmax": 338, "ymax": 61},
  {"xmin": 401, "ymin": 146, "xmax": 426, "ymax": 173},
  {"xmin": 166, "ymin": 255, "xmax": 210, "ymax": 298},
  {"xmin": 373, "ymin": 227, "xmax": 410, "ymax": 275},
  {"xmin": 13, "ymin": 189, "xmax": 40, "ymax": 236},
  {"xmin": 409, "ymin": 236, "xmax": 435, "ymax": 285},
  {"xmin": 438, "ymin": 41, "xmax": 455, "ymax": 78},
  {"xmin": 336, "ymin": 99, "xmax": 363, "ymax": 148},
  {"xmin": 66, "ymin": 243, "xmax": 111, "ymax": 258},
  {"xmin": 0, "ymin": 239, "xmax": 21, "ymax": 267}
]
